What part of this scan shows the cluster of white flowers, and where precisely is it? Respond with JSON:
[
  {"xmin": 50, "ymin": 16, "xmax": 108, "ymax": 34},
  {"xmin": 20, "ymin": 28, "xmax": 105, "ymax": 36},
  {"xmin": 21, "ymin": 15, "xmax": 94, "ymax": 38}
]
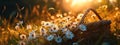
[
  {"xmin": 38, "ymin": 13, "xmax": 88, "ymax": 44},
  {"xmin": 39, "ymin": 13, "xmax": 87, "ymax": 44},
  {"xmin": 17, "ymin": 13, "xmax": 87, "ymax": 44}
]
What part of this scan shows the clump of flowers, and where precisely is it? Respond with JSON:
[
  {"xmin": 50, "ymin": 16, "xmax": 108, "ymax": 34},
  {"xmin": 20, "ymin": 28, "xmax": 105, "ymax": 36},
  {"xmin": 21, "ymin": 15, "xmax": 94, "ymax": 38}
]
[{"xmin": 16, "ymin": 13, "xmax": 85, "ymax": 44}]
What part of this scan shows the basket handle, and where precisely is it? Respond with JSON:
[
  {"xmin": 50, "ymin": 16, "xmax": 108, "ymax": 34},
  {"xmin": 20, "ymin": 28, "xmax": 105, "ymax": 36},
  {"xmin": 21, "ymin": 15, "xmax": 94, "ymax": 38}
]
[{"xmin": 79, "ymin": 8, "xmax": 102, "ymax": 24}]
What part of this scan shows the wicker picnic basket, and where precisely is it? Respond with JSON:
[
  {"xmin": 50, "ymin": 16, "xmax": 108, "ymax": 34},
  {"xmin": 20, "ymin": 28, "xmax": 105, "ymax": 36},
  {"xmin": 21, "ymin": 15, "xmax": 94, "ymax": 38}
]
[{"xmin": 63, "ymin": 8, "xmax": 115, "ymax": 45}]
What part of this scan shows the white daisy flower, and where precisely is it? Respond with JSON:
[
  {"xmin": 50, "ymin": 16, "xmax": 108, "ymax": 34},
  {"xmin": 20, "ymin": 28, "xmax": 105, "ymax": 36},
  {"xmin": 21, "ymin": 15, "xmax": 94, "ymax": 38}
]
[
  {"xmin": 41, "ymin": 21, "xmax": 45, "ymax": 25},
  {"xmin": 20, "ymin": 34, "xmax": 27, "ymax": 40},
  {"xmin": 56, "ymin": 13, "xmax": 63, "ymax": 18},
  {"xmin": 46, "ymin": 34, "xmax": 54, "ymax": 41},
  {"xmin": 69, "ymin": 24, "xmax": 77, "ymax": 29},
  {"xmin": 55, "ymin": 36, "xmax": 62, "ymax": 43},
  {"xmin": 77, "ymin": 13, "xmax": 84, "ymax": 19},
  {"xmin": 65, "ymin": 30, "xmax": 74, "ymax": 39},
  {"xmin": 49, "ymin": 24, "xmax": 59, "ymax": 33},
  {"xmin": 49, "ymin": 28, "xmax": 53, "ymax": 33},
  {"xmin": 66, "ymin": 16, "xmax": 71, "ymax": 21},
  {"xmin": 28, "ymin": 30, "xmax": 36, "ymax": 40},
  {"xmin": 39, "ymin": 27, "xmax": 47, "ymax": 36},
  {"xmin": 75, "ymin": 19, "xmax": 80, "ymax": 23},
  {"xmin": 26, "ymin": 25, "xmax": 32, "ymax": 30},
  {"xmin": 43, "ymin": 22, "xmax": 53, "ymax": 27},
  {"xmin": 61, "ymin": 27, "xmax": 68, "ymax": 34},
  {"xmin": 59, "ymin": 22, "xmax": 68, "ymax": 28},
  {"xmin": 63, "ymin": 16, "xmax": 71, "ymax": 22},
  {"xmin": 78, "ymin": 24, "xmax": 87, "ymax": 31},
  {"xmin": 72, "ymin": 22, "xmax": 78, "ymax": 25}
]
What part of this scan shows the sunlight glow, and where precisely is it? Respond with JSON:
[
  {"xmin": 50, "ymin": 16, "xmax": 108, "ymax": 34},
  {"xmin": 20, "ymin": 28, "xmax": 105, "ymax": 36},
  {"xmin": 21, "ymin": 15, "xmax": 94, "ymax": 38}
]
[
  {"xmin": 63, "ymin": 0, "xmax": 93, "ymax": 12},
  {"xmin": 71, "ymin": 0, "xmax": 87, "ymax": 7},
  {"xmin": 97, "ymin": 0, "xmax": 102, "ymax": 3}
]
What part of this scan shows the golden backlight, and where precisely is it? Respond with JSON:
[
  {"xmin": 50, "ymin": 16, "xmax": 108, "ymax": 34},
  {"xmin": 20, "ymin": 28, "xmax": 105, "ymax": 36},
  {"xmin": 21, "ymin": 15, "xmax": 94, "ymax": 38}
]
[{"xmin": 63, "ymin": 0, "xmax": 94, "ymax": 12}]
